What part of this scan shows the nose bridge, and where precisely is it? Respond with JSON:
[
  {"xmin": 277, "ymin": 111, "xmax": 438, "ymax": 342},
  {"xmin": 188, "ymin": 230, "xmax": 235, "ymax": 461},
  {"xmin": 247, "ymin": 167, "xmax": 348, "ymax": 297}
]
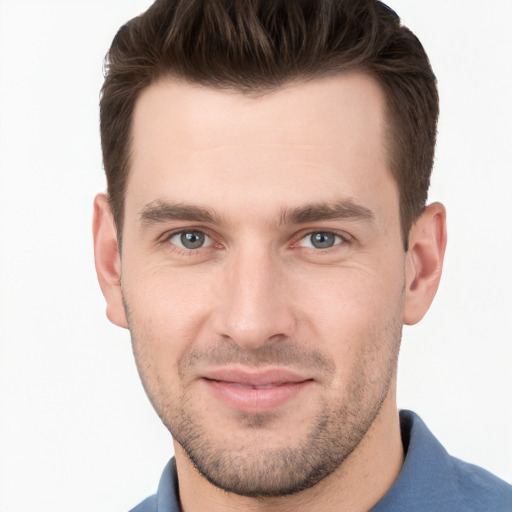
[{"xmin": 215, "ymin": 244, "xmax": 294, "ymax": 347}]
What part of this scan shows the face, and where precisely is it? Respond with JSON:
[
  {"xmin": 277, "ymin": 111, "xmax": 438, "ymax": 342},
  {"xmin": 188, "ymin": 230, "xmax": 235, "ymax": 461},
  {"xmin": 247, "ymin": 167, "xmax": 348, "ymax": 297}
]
[{"xmin": 119, "ymin": 74, "xmax": 407, "ymax": 496}]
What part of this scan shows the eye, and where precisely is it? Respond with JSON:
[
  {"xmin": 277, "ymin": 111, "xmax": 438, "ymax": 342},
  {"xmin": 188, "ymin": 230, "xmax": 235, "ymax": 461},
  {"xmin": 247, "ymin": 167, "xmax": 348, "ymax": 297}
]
[
  {"xmin": 298, "ymin": 231, "xmax": 343, "ymax": 249},
  {"xmin": 168, "ymin": 230, "xmax": 213, "ymax": 250}
]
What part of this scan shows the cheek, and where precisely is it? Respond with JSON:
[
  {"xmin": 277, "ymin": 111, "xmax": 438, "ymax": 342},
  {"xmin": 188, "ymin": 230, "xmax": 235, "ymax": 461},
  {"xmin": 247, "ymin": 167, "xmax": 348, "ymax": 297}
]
[
  {"xmin": 300, "ymin": 261, "xmax": 404, "ymax": 316},
  {"xmin": 293, "ymin": 261, "xmax": 405, "ymax": 355},
  {"xmin": 123, "ymin": 267, "xmax": 218, "ymax": 372},
  {"xmin": 298, "ymin": 269, "xmax": 404, "ymax": 398}
]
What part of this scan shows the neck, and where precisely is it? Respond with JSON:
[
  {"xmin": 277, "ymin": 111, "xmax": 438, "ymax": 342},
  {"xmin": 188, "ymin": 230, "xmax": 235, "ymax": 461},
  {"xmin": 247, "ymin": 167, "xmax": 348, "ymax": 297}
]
[{"xmin": 174, "ymin": 392, "xmax": 404, "ymax": 512}]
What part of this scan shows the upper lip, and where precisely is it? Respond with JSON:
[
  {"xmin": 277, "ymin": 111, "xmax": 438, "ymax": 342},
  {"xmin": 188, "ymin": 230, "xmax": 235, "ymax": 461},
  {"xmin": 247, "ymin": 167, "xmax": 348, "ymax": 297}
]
[{"xmin": 200, "ymin": 368, "xmax": 312, "ymax": 387}]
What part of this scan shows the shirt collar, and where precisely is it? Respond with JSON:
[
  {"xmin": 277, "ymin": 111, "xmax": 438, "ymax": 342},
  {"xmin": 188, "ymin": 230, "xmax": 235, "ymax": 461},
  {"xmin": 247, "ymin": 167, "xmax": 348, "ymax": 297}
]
[{"xmin": 371, "ymin": 409, "xmax": 456, "ymax": 511}]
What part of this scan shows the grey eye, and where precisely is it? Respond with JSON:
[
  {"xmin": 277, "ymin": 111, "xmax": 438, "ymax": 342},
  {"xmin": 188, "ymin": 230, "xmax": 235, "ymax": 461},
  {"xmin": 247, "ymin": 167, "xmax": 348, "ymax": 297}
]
[
  {"xmin": 310, "ymin": 232, "xmax": 336, "ymax": 248},
  {"xmin": 299, "ymin": 232, "xmax": 342, "ymax": 249},
  {"xmin": 181, "ymin": 231, "xmax": 205, "ymax": 249},
  {"xmin": 169, "ymin": 230, "xmax": 212, "ymax": 249}
]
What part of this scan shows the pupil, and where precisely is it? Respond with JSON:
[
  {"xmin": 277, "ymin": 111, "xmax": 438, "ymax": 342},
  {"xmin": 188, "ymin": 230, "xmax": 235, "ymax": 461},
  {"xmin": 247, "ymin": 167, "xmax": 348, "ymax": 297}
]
[
  {"xmin": 311, "ymin": 232, "xmax": 335, "ymax": 249},
  {"xmin": 181, "ymin": 231, "xmax": 204, "ymax": 249}
]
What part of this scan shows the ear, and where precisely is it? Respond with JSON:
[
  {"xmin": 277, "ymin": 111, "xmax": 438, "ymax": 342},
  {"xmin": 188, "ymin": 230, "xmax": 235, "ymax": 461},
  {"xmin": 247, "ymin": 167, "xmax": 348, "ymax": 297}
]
[
  {"xmin": 403, "ymin": 202, "xmax": 447, "ymax": 325},
  {"xmin": 92, "ymin": 193, "xmax": 128, "ymax": 328}
]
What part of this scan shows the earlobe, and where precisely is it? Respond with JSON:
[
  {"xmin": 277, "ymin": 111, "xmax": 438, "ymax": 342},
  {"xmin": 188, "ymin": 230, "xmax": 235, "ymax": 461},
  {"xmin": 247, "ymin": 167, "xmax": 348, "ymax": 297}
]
[
  {"xmin": 92, "ymin": 193, "xmax": 129, "ymax": 328},
  {"xmin": 403, "ymin": 202, "xmax": 447, "ymax": 325}
]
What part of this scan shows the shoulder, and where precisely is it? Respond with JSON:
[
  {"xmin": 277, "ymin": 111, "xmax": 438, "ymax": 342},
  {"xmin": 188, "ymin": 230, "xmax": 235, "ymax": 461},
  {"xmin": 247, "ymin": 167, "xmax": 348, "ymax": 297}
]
[
  {"xmin": 448, "ymin": 455, "xmax": 512, "ymax": 510},
  {"xmin": 372, "ymin": 410, "xmax": 512, "ymax": 511},
  {"xmin": 129, "ymin": 494, "xmax": 157, "ymax": 512},
  {"xmin": 404, "ymin": 410, "xmax": 512, "ymax": 508},
  {"xmin": 128, "ymin": 458, "xmax": 181, "ymax": 512}
]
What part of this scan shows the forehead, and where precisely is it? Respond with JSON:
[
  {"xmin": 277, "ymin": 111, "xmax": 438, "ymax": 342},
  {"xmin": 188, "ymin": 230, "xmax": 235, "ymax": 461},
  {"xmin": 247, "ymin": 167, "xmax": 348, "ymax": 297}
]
[
  {"xmin": 127, "ymin": 73, "xmax": 396, "ymax": 224},
  {"xmin": 131, "ymin": 73, "xmax": 387, "ymax": 159}
]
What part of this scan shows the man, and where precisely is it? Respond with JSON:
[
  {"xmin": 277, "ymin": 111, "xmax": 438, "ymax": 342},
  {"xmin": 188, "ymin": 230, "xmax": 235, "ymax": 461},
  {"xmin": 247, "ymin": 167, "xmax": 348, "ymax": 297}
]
[{"xmin": 93, "ymin": 0, "xmax": 512, "ymax": 510}]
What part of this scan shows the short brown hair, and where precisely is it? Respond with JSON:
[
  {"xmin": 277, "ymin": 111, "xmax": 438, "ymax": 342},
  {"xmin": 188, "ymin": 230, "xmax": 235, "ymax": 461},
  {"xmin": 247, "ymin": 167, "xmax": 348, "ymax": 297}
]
[{"xmin": 100, "ymin": 0, "xmax": 438, "ymax": 248}]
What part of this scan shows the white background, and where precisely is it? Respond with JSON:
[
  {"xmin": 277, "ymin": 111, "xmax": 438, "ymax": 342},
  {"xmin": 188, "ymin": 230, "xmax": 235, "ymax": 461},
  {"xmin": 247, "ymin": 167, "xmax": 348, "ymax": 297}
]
[{"xmin": 0, "ymin": 1, "xmax": 511, "ymax": 511}]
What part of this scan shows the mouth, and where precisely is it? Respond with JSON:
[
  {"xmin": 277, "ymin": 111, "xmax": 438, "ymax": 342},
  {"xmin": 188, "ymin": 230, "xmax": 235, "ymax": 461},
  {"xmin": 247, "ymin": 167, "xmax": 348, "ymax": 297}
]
[
  {"xmin": 224, "ymin": 382, "xmax": 291, "ymax": 390},
  {"xmin": 200, "ymin": 368, "xmax": 313, "ymax": 413}
]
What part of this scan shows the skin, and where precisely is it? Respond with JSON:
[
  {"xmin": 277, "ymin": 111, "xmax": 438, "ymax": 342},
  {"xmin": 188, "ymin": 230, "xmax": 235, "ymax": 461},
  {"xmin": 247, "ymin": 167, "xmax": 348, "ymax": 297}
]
[{"xmin": 94, "ymin": 73, "xmax": 447, "ymax": 511}]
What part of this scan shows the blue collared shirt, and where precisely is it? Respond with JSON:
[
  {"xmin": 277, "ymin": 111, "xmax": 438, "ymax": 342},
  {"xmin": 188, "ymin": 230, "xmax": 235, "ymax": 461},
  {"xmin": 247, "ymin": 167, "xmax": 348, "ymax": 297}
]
[{"xmin": 130, "ymin": 410, "xmax": 512, "ymax": 511}]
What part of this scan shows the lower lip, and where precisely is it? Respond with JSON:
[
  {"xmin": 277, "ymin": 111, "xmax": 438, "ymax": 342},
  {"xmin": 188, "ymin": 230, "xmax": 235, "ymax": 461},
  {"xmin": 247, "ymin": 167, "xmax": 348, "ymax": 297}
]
[{"xmin": 203, "ymin": 379, "xmax": 312, "ymax": 413}]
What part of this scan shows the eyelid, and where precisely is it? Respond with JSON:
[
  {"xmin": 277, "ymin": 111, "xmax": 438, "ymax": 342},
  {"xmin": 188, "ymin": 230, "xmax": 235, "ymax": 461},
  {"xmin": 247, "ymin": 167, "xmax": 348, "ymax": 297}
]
[
  {"xmin": 171, "ymin": 231, "xmax": 213, "ymax": 249},
  {"xmin": 294, "ymin": 229, "xmax": 352, "ymax": 248},
  {"xmin": 157, "ymin": 227, "xmax": 352, "ymax": 253},
  {"xmin": 298, "ymin": 232, "xmax": 341, "ymax": 249},
  {"xmin": 160, "ymin": 227, "xmax": 218, "ymax": 250}
]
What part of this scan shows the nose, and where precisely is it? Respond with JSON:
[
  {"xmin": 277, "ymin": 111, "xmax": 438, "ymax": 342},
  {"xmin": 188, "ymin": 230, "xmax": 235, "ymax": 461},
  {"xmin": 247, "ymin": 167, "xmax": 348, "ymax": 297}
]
[{"xmin": 212, "ymin": 247, "xmax": 296, "ymax": 350}]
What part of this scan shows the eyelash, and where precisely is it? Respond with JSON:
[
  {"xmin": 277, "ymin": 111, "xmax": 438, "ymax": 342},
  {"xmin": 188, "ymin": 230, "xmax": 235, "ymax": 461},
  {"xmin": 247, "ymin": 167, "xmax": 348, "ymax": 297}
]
[
  {"xmin": 160, "ymin": 228, "xmax": 352, "ymax": 255},
  {"xmin": 292, "ymin": 230, "xmax": 352, "ymax": 253},
  {"xmin": 160, "ymin": 228, "xmax": 218, "ymax": 256}
]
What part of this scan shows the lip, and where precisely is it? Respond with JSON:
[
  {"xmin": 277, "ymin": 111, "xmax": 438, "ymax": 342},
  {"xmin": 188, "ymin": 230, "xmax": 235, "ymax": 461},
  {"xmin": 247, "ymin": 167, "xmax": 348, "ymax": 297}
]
[{"xmin": 200, "ymin": 368, "xmax": 313, "ymax": 413}]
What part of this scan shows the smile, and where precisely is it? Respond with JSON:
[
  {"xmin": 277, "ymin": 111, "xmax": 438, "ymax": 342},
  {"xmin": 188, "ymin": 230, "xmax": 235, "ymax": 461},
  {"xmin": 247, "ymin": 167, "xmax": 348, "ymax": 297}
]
[
  {"xmin": 200, "ymin": 369, "xmax": 313, "ymax": 413},
  {"xmin": 221, "ymin": 381, "xmax": 292, "ymax": 390}
]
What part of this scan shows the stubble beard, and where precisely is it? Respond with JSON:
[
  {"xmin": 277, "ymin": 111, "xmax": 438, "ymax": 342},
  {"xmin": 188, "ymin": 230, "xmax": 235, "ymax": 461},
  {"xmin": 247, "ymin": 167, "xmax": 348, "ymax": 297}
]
[
  {"xmin": 125, "ymin": 289, "xmax": 404, "ymax": 498},
  {"xmin": 172, "ymin": 382, "xmax": 394, "ymax": 498},
  {"xmin": 131, "ymin": 333, "xmax": 401, "ymax": 498}
]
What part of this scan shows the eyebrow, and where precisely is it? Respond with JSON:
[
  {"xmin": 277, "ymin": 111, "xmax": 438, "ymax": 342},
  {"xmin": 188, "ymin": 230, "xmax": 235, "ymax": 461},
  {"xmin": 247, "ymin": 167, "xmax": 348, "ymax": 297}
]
[
  {"xmin": 280, "ymin": 200, "xmax": 375, "ymax": 225},
  {"xmin": 139, "ymin": 200, "xmax": 219, "ymax": 226},
  {"xmin": 138, "ymin": 198, "xmax": 375, "ymax": 227}
]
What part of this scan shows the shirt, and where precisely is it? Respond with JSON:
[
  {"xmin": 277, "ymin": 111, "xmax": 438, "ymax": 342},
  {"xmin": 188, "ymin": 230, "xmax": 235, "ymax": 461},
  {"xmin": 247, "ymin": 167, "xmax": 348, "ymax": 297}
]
[{"xmin": 130, "ymin": 410, "xmax": 512, "ymax": 511}]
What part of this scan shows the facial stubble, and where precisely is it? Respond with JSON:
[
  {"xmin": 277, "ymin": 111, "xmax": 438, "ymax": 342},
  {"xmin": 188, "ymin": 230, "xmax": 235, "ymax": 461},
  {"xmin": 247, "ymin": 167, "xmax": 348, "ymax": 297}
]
[{"xmin": 125, "ymin": 289, "xmax": 404, "ymax": 499}]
